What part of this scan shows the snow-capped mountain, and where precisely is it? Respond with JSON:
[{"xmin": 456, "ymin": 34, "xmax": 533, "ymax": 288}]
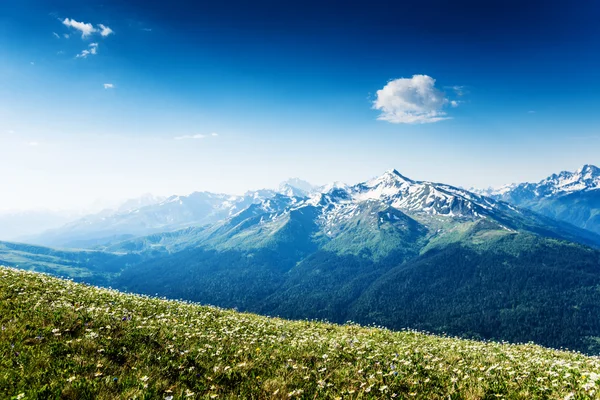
[
  {"xmin": 278, "ymin": 178, "xmax": 316, "ymax": 197},
  {"xmin": 534, "ymin": 164, "xmax": 600, "ymax": 194},
  {"xmin": 27, "ymin": 167, "xmax": 600, "ymax": 250},
  {"xmin": 109, "ymin": 169, "xmax": 600, "ymax": 256},
  {"xmin": 475, "ymin": 165, "xmax": 600, "ymax": 198},
  {"xmin": 471, "ymin": 165, "xmax": 600, "ymax": 235}
]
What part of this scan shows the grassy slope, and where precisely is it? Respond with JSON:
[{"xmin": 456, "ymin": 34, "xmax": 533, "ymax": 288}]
[{"xmin": 2, "ymin": 267, "xmax": 600, "ymax": 400}]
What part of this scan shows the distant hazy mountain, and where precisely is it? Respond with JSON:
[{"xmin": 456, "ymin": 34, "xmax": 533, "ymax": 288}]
[
  {"xmin": 472, "ymin": 165, "xmax": 600, "ymax": 234},
  {"xmin": 115, "ymin": 193, "xmax": 167, "ymax": 213},
  {"xmin": 27, "ymin": 180, "xmax": 313, "ymax": 248},
  {"xmin": 0, "ymin": 210, "xmax": 78, "ymax": 241},
  {"xmin": 277, "ymin": 178, "xmax": 316, "ymax": 197}
]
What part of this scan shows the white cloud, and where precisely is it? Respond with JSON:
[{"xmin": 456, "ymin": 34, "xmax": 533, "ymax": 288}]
[
  {"xmin": 63, "ymin": 33, "xmax": 70, "ymax": 39},
  {"xmin": 450, "ymin": 85, "xmax": 466, "ymax": 96},
  {"xmin": 62, "ymin": 18, "xmax": 97, "ymax": 37},
  {"xmin": 76, "ymin": 43, "xmax": 98, "ymax": 58},
  {"xmin": 6, "ymin": 130, "xmax": 15, "ymax": 134},
  {"xmin": 103, "ymin": 83, "xmax": 114, "ymax": 89},
  {"xmin": 98, "ymin": 24, "xmax": 114, "ymax": 37},
  {"xmin": 27, "ymin": 141, "xmax": 40, "ymax": 147},
  {"xmin": 53, "ymin": 32, "xmax": 60, "ymax": 39},
  {"xmin": 174, "ymin": 133, "xmax": 218, "ymax": 140},
  {"xmin": 373, "ymin": 75, "xmax": 453, "ymax": 124},
  {"xmin": 174, "ymin": 134, "xmax": 207, "ymax": 140}
]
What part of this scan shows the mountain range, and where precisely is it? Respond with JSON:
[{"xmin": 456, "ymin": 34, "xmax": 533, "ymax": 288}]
[
  {"xmin": 26, "ymin": 179, "xmax": 316, "ymax": 249},
  {"xmin": 3, "ymin": 166, "xmax": 600, "ymax": 354},
  {"xmin": 472, "ymin": 164, "xmax": 600, "ymax": 235},
  {"xmin": 26, "ymin": 166, "xmax": 600, "ymax": 250}
]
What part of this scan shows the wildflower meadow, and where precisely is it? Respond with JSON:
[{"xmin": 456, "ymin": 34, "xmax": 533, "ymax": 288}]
[{"xmin": 1, "ymin": 266, "xmax": 599, "ymax": 399}]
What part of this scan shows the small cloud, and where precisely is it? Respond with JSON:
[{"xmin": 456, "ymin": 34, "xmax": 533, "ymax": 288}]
[
  {"xmin": 174, "ymin": 134, "xmax": 207, "ymax": 140},
  {"xmin": 76, "ymin": 50, "xmax": 90, "ymax": 58},
  {"xmin": 174, "ymin": 133, "xmax": 219, "ymax": 140},
  {"xmin": 27, "ymin": 141, "xmax": 40, "ymax": 147},
  {"xmin": 53, "ymin": 32, "xmax": 60, "ymax": 39},
  {"xmin": 449, "ymin": 85, "xmax": 467, "ymax": 96},
  {"xmin": 57, "ymin": 50, "xmax": 65, "ymax": 55},
  {"xmin": 63, "ymin": 33, "xmax": 70, "ymax": 39},
  {"xmin": 142, "ymin": 28, "xmax": 152, "ymax": 32},
  {"xmin": 76, "ymin": 43, "xmax": 98, "ymax": 58},
  {"xmin": 30, "ymin": 61, "xmax": 35, "ymax": 65},
  {"xmin": 62, "ymin": 18, "xmax": 97, "ymax": 37},
  {"xmin": 98, "ymin": 24, "xmax": 114, "ymax": 37},
  {"xmin": 528, "ymin": 110, "xmax": 536, "ymax": 114},
  {"xmin": 6, "ymin": 130, "xmax": 15, "ymax": 134},
  {"xmin": 450, "ymin": 100, "xmax": 460, "ymax": 108},
  {"xmin": 373, "ymin": 75, "xmax": 455, "ymax": 124},
  {"xmin": 103, "ymin": 83, "xmax": 114, "ymax": 89}
]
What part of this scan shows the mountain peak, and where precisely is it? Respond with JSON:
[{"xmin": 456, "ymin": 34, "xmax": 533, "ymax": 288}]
[
  {"xmin": 377, "ymin": 169, "xmax": 415, "ymax": 185},
  {"xmin": 277, "ymin": 178, "xmax": 315, "ymax": 197},
  {"xmin": 577, "ymin": 164, "xmax": 600, "ymax": 175},
  {"xmin": 318, "ymin": 181, "xmax": 349, "ymax": 193}
]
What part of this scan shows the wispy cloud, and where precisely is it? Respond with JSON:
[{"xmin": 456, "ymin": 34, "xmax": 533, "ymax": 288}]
[
  {"xmin": 53, "ymin": 32, "xmax": 60, "ymax": 39},
  {"xmin": 98, "ymin": 24, "xmax": 114, "ymax": 37},
  {"xmin": 448, "ymin": 85, "xmax": 467, "ymax": 97},
  {"xmin": 174, "ymin": 133, "xmax": 218, "ymax": 140},
  {"xmin": 103, "ymin": 83, "xmax": 114, "ymax": 89},
  {"xmin": 26, "ymin": 141, "xmax": 40, "ymax": 147},
  {"xmin": 76, "ymin": 43, "xmax": 98, "ymax": 58},
  {"xmin": 373, "ymin": 75, "xmax": 455, "ymax": 124},
  {"xmin": 62, "ymin": 18, "xmax": 96, "ymax": 37}
]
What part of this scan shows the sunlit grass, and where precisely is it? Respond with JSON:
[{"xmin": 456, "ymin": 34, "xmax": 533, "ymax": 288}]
[{"xmin": 1, "ymin": 265, "xmax": 599, "ymax": 399}]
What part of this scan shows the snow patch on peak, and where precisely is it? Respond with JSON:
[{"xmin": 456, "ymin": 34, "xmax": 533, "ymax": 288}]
[
  {"xmin": 318, "ymin": 181, "xmax": 350, "ymax": 194},
  {"xmin": 279, "ymin": 178, "xmax": 315, "ymax": 193}
]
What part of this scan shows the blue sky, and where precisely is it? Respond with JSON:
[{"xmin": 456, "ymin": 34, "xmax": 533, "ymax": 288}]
[{"xmin": 1, "ymin": 0, "xmax": 599, "ymax": 210}]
